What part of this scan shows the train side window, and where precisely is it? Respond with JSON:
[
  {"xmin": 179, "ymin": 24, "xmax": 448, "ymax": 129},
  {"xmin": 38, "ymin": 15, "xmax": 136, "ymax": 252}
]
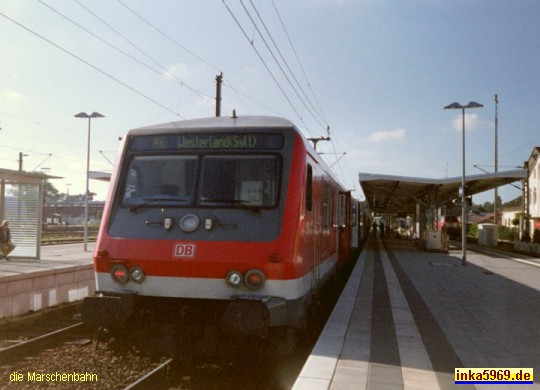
[
  {"xmin": 338, "ymin": 193, "xmax": 347, "ymax": 227},
  {"xmin": 322, "ymin": 180, "xmax": 329, "ymax": 231},
  {"xmin": 306, "ymin": 164, "xmax": 313, "ymax": 212},
  {"xmin": 351, "ymin": 202, "xmax": 358, "ymax": 226}
]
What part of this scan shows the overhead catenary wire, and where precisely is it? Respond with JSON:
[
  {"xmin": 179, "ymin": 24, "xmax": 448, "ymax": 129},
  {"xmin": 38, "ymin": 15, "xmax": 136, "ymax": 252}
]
[
  {"xmin": 0, "ymin": 11, "xmax": 183, "ymax": 118},
  {"xmin": 246, "ymin": 0, "xmax": 327, "ymax": 128},
  {"xmin": 236, "ymin": 0, "xmax": 325, "ymax": 133},
  {"xmin": 106, "ymin": 0, "xmax": 258, "ymax": 118},
  {"xmin": 115, "ymin": 0, "xmax": 252, "ymax": 117},
  {"xmin": 73, "ymin": 0, "xmax": 168, "ymax": 77},
  {"xmin": 116, "ymin": 0, "xmax": 222, "ymax": 74},
  {"xmin": 115, "ymin": 0, "xmax": 328, "ymax": 129},
  {"xmin": 222, "ymin": 1, "xmax": 351, "ymax": 178},
  {"xmin": 222, "ymin": 0, "xmax": 316, "ymax": 135},
  {"xmin": 270, "ymin": 0, "xmax": 328, "ymax": 126},
  {"xmin": 7, "ymin": 1, "xmax": 331, "ymax": 127},
  {"xmin": 37, "ymin": 0, "xmax": 212, "ymax": 101}
]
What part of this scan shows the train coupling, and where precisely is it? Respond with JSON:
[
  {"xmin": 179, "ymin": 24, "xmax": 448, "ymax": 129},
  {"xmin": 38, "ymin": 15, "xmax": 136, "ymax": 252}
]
[
  {"xmin": 82, "ymin": 291, "xmax": 135, "ymax": 328},
  {"xmin": 221, "ymin": 294, "xmax": 287, "ymax": 335}
]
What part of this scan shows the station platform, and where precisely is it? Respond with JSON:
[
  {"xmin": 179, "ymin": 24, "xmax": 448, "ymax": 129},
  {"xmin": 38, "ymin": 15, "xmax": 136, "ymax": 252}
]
[
  {"xmin": 293, "ymin": 236, "xmax": 540, "ymax": 390},
  {"xmin": 0, "ymin": 243, "xmax": 95, "ymax": 319}
]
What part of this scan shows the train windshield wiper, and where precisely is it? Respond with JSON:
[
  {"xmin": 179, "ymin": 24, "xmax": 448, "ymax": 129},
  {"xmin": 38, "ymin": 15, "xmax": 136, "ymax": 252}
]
[{"xmin": 129, "ymin": 196, "xmax": 189, "ymax": 212}]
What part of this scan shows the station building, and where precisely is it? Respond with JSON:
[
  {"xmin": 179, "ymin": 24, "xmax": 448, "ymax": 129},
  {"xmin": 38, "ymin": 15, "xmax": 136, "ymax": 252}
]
[{"xmin": 526, "ymin": 146, "xmax": 540, "ymax": 234}]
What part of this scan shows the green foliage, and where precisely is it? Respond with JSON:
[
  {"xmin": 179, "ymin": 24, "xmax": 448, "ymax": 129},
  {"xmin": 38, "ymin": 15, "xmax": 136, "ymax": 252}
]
[
  {"xmin": 498, "ymin": 226, "xmax": 518, "ymax": 241},
  {"xmin": 468, "ymin": 223, "xmax": 477, "ymax": 238}
]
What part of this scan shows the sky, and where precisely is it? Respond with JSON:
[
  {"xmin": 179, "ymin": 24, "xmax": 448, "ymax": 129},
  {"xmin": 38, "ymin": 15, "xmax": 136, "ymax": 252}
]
[{"xmin": 1, "ymin": 0, "xmax": 539, "ymax": 205}]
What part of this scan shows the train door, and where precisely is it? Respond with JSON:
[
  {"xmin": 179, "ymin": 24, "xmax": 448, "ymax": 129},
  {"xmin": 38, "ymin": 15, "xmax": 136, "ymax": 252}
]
[{"xmin": 337, "ymin": 191, "xmax": 351, "ymax": 261}]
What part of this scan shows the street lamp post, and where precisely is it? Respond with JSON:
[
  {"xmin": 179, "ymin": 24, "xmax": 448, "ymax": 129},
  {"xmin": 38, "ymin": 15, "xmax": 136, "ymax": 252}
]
[
  {"xmin": 444, "ymin": 101, "xmax": 483, "ymax": 266},
  {"xmin": 75, "ymin": 112, "xmax": 105, "ymax": 252}
]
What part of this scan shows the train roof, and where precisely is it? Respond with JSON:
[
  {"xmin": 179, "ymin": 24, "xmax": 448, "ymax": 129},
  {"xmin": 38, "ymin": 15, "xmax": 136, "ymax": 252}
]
[{"xmin": 130, "ymin": 115, "xmax": 296, "ymax": 134}]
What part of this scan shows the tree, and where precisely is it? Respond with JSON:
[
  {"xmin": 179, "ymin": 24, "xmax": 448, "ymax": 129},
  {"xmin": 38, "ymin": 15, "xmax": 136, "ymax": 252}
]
[
  {"xmin": 44, "ymin": 181, "xmax": 61, "ymax": 204},
  {"xmin": 44, "ymin": 182, "xmax": 85, "ymax": 205},
  {"xmin": 482, "ymin": 201, "xmax": 494, "ymax": 212}
]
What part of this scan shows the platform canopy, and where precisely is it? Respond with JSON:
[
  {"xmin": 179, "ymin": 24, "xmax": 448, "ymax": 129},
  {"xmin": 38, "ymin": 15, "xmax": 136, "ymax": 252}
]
[
  {"xmin": 0, "ymin": 168, "xmax": 61, "ymax": 183},
  {"xmin": 359, "ymin": 169, "xmax": 527, "ymax": 214},
  {"xmin": 89, "ymin": 170, "xmax": 112, "ymax": 182}
]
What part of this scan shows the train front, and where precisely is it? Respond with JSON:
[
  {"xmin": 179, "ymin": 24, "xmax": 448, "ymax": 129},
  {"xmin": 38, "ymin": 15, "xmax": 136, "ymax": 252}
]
[{"xmin": 82, "ymin": 116, "xmax": 308, "ymax": 337}]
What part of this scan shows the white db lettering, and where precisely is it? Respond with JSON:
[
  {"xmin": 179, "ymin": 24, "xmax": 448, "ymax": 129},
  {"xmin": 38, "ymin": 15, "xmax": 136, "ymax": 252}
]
[{"xmin": 174, "ymin": 243, "xmax": 196, "ymax": 258}]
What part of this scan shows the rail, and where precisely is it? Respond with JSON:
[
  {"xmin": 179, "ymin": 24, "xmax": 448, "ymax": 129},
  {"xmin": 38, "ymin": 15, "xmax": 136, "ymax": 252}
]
[
  {"xmin": 124, "ymin": 358, "xmax": 174, "ymax": 390},
  {"xmin": 0, "ymin": 322, "xmax": 84, "ymax": 363}
]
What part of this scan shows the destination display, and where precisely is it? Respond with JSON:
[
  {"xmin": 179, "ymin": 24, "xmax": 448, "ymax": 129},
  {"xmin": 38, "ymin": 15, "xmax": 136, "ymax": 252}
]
[{"xmin": 130, "ymin": 133, "xmax": 284, "ymax": 151}]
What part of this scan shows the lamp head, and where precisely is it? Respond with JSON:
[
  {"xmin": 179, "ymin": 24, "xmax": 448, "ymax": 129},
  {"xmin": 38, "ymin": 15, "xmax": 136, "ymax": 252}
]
[
  {"xmin": 465, "ymin": 101, "xmax": 483, "ymax": 109},
  {"xmin": 74, "ymin": 112, "xmax": 105, "ymax": 118},
  {"xmin": 444, "ymin": 102, "xmax": 463, "ymax": 110}
]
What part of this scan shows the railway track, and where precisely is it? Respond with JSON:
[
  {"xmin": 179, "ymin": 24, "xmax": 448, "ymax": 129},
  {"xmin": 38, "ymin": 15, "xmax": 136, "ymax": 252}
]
[
  {"xmin": 0, "ymin": 322, "xmax": 172, "ymax": 389},
  {"xmin": 41, "ymin": 228, "xmax": 98, "ymax": 245},
  {"xmin": 0, "ymin": 274, "xmax": 349, "ymax": 389},
  {"xmin": 0, "ymin": 303, "xmax": 83, "ymax": 349}
]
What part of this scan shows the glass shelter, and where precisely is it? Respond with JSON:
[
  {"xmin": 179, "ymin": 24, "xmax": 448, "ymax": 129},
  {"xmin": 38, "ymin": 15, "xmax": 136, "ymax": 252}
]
[{"xmin": 0, "ymin": 168, "xmax": 60, "ymax": 259}]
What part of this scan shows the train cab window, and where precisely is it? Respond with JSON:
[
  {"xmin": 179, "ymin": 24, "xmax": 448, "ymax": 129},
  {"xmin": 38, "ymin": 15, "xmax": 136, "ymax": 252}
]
[
  {"xmin": 198, "ymin": 155, "xmax": 280, "ymax": 207},
  {"xmin": 122, "ymin": 155, "xmax": 197, "ymax": 205}
]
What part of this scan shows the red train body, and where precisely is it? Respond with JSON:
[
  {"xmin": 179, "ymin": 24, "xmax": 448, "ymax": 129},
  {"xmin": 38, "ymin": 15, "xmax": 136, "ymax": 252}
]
[{"xmin": 82, "ymin": 116, "xmax": 356, "ymax": 336}]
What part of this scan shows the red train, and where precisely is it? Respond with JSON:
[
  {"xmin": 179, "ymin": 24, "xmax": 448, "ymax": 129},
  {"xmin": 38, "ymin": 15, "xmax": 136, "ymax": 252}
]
[{"xmin": 82, "ymin": 115, "xmax": 358, "ymax": 344}]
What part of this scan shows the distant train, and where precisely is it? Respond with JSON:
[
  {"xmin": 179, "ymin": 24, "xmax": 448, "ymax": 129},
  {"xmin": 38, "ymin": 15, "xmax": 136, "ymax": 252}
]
[{"xmin": 82, "ymin": 115, "xmax": 359, "ymax": 346}]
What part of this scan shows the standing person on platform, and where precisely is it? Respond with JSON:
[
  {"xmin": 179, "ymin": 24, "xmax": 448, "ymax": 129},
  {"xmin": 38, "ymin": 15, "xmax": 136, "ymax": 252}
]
[
  {"xmin": 379, "ymin": 221, "xmax": 385, "ymax": 238},
  {"xmin": 0, "ymin": 220, "xmax": 16, "ymax": 260}
]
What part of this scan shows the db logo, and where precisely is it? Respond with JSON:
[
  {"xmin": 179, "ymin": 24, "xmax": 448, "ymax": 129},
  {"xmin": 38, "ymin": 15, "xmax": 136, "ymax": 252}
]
[{"xmin": 173, "ymin": 243, "xmax": 196, "ymax": 258}]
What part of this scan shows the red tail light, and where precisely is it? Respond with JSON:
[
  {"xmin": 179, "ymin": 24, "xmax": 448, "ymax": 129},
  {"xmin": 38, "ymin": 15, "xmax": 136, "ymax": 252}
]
[
  {"xmin": 111, "ymin": 264, "xmax": 129, "ymax": 284},
  {"xmin": 244, "ymin": 269, "xmax": 266, "ymax": 290}
]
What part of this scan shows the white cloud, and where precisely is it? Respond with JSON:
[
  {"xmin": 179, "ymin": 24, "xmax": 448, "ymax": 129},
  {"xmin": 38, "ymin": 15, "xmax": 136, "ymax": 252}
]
[
  {"xmin": 451, "ymin": 113, "xmax": 490, "ymax": 132},
  {"xmin": 2, "ymin": 88, "xmax": 22, "ymax": 100},
  {"xmin": 368, "ymin": 128, "xmax": 406, "ymax": 142},
  {"xmin": 163, "ymin": 63, "xmax": 190, "ymax": 81},
  {"xmin": 196, "ymin": 96, "xmax": 214, "ymax": 108}
]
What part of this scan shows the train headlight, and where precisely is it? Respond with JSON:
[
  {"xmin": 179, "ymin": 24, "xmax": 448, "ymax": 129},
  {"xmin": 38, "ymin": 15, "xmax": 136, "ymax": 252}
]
[
  {"xmin": 111, "ymin": 264, "xmax": 129, "ymax": 285},
  {"xmin": 180, "ymin": 214, "xmax": 200, "ymax": 232},
  {"xmin": 129, "ymin": 267, "xmax": 145, "ymax": 283},
  {"xmin": 244, "ymin": 269, "xmax": 266, "ymax": 290},
  {"xmin": 226, "ymin": 270, "xmax": 243, "ymax": 288}
]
